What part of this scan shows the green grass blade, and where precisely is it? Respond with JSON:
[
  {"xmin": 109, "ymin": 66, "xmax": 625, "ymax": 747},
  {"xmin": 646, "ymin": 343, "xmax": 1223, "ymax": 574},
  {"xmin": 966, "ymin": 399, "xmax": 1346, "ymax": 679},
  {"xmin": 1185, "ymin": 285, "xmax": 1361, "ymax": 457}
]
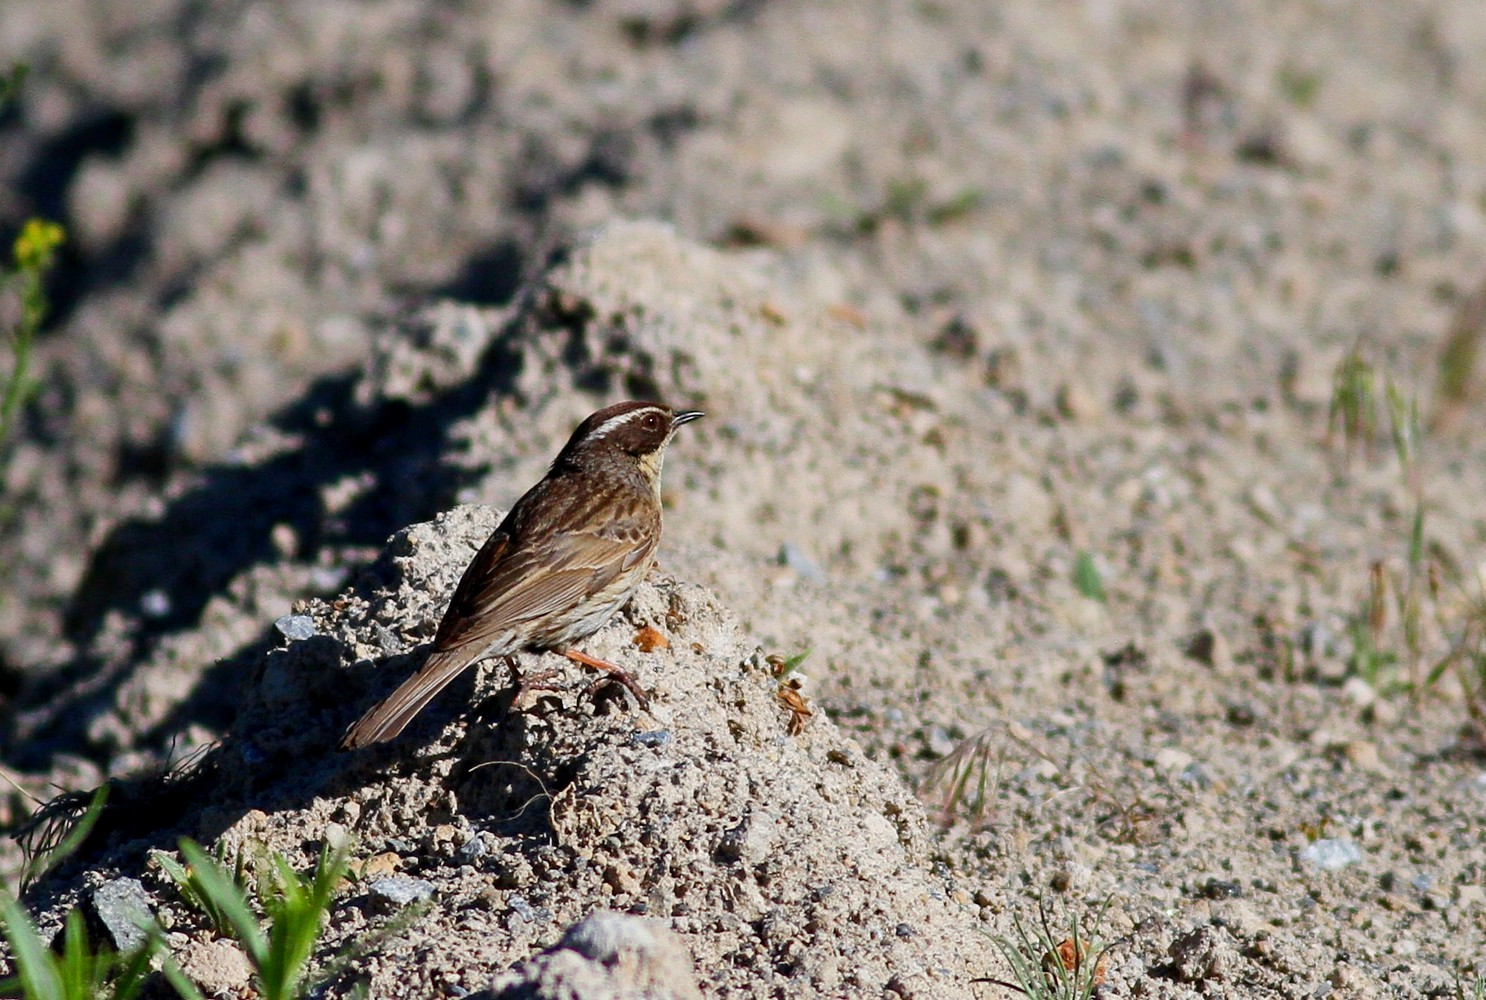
[
  {"xmin": 179, "ymin": 839, "xmax": 268, "ymax": 962},
  {"xmin": 60, "ymin": 910, "xmax": 101, "ymax": 999},
  {"xmin": 160, "ymin": 954, "xmax": 208, "ymax": 1000},
  {"xmin": 2, "ymin": 898, "xmax": 66, "ymax": 999},
  {"xmin": 1074, "ymin": 550, "xmax": 1106, "ymax": 603},
  {"xmin": 110, "ymin": 931, "xmax": 159, "ymax": 1000}
]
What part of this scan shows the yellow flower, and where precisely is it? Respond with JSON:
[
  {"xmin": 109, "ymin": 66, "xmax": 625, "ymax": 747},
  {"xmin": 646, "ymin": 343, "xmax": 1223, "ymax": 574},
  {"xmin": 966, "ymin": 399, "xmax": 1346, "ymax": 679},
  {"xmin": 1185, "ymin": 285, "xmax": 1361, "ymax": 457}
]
[{"xmin": 13, "ymin": 218, "xmax": 64, "ymax": 272}]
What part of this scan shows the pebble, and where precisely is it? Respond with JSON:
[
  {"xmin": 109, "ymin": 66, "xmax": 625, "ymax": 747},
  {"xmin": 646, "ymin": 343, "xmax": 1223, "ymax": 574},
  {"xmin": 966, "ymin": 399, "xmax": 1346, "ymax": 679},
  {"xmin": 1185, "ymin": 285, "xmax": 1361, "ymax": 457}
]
[
  {"xmin": 1301, "ymin": 838, "xmax": 1363, "ymax": 871},
  {"xmin": 778, "ymin": 542, "xmax": 826, "ymax": 583},
  {"xmin": 368, "ymin": 876, "xmax": 436, "ymax": 907},
  {"xmin": 275, "ymin": 614, "xmax": 316, "ymax": 640},
  {"xmin": 1341, "ymin": 676, "xmax": 1376, "ymax": 708},
  {"xmin": 140, "ymin": 589, "xmax": 172, "ymax": 619},
  {"xmin": 86, "ymin": 877, "xmax": 155, "ymax": 953},
  {"xmin": 1339, "ymin": 740, "xmax": 1385, "ymax": 774},
  {"xmin": 508, "ymin": 893, "xmax": 537, "ymax": 921},
  {"xmin": 456, "ymin": 837, "xmax": 489, "ymax": 863},
  {"xmin": 630, "ymin": 729, "xmax": 673, "ymax": 748},
  {"xmin": 1154, "ymin": 747, "xmax": 1194, "ymax": 772}
]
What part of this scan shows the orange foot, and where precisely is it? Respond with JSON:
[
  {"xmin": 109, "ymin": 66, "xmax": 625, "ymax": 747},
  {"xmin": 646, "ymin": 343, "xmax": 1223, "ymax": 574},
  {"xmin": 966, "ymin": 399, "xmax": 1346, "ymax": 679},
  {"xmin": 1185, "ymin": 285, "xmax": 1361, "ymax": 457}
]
[{"xmin": 562, "ymin": 648, "xmax": 651, "ymax": 709}]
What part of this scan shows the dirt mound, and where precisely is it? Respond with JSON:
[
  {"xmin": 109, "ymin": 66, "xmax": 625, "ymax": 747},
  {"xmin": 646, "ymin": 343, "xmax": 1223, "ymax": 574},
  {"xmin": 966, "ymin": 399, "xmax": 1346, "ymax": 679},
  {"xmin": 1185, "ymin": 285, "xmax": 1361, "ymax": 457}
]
[{"xmin": 27, "ymin": 503, "xmax": 1006, "ymax": 997}]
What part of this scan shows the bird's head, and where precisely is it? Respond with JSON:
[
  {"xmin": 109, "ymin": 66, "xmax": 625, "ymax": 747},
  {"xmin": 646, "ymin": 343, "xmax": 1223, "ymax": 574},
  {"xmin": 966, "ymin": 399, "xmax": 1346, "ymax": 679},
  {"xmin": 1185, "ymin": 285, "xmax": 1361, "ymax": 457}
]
[{"xmin": 553, "ymin": 401, "xmax": 704, "ymax": 479}]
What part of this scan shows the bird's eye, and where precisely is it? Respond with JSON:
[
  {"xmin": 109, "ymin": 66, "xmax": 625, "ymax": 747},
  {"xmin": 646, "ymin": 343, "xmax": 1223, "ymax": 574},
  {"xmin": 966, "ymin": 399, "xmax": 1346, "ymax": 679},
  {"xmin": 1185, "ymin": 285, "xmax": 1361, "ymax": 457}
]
[{"xmin": 645, "ymin": 414, "xmax": 660, "ymax": 428}]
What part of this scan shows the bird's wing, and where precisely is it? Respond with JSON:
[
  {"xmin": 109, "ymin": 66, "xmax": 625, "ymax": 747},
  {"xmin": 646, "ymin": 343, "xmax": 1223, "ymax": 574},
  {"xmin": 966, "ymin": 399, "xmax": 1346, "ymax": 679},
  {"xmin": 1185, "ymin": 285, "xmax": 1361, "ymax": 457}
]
[{"xmin": 433, "ymin": 513, "xmax": 657, "ymax": 656}]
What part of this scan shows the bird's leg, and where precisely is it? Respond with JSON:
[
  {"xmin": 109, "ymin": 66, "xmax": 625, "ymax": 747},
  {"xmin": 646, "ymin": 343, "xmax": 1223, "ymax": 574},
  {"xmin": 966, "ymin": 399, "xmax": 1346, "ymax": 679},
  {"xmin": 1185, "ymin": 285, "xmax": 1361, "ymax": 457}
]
[
  {"xmin": 508, "ymin": 655, "xmax": 564, "ymax": 706},
  {"xmin": 561, "ymin": 649, "xmax": 651, "ymax": 709}
]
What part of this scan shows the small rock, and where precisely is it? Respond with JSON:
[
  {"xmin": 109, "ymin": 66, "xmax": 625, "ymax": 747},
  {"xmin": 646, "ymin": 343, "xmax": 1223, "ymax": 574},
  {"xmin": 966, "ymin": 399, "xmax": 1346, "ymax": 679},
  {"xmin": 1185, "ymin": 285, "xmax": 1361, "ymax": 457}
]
[
  {"xmin": 1338, "ymin": 740, "xmax": 1385, "ymax": 774},
  {"xmin": 1209, "ymin": 900, "xmax": 1266, "ymax": 939},
  {"xmin": 1341, "ymin": 676, "xmax": 1377, "ymax": 708},
  {"xmin": 507, "ymin": 894, "xmax": 549, "ymax": 924},
  {"xmin": 178, "ymin": 936, "xmax": 254, "ymax": 995},
  {"xmin": 1363, "ymin": 697, "xmax": 1400, "ymax": 726},
  {"xmin": 140, "ymin": 590, "xmax": 172, "ymax": 619},
  {"xmin": 630, "ymin": 729, "xmax": 673, "ymax": 749},
  {"xmin": 270, "ymin": 522, "xmax": 299, "ymax": 558},
  {"xmin": 368, "ymin": 876, "xmax": 436, "ymax": 908},
  {"xmin": 1179, "ymin": 762, "xmax": 1213, "ymax": 788},
  {"xmin": 84, "ymin": 878, "xmax": 156, "ymax": 954},
  {"xmin": 487, "ymin": 911, "xmax": 701, "ymax": 1000},
  {"xmin": 633, "ymin": 625, "xmax": 669, "ymax": 652},
  {"xmin": 1225, "ymin": 700, "xmax": 1259, "ymax": 726},
  {"xmin": 1167, "ymin": 926, "xmax": 1236, "ymax": 983},
  {"xmin": 1301, "ymin": 839, "xmax": 1363, "ymax": 871},
  {"xmin": 1153, "ymin": 747, "xmax": 1194, "ymax": 772},
  {"xmin": 778, "ymin": 542, "xmax": 826, "ymax": 583},
  {"xmin": 1196, "ymin": 877, "xmax": 1243, "ymax": 900},
  {"xmin": 1184, "ymin": 626, "xmax": 1232, "ymax": 670},
  {"xmin": 930, "ymin": 314, "xmax": 979, "ymax": 359},
  {"xmin": 1055, "ymin": 381, "xmax": 1102, "ymax": 421},
  {"xmin": 275, "ymin": 614, "xmax": 316, "ymax": 641},
  {"xmin": 1184, "ymin": 628, "xmax": 1218, "ymax": 665},
  {"xmin": 457, "ymin": 837, "xmax": 490, "ymax": 863},
  {"xmin": 1329, "ymin": 962, "xmax": 1385, "ymax": 999},
  {"xmin": 310, "ymin": 566, "xmax": 348, "ymax": 591},
  {"xmin": 356, "ymin": 852, "xmax": 402, "ymax": 879}
]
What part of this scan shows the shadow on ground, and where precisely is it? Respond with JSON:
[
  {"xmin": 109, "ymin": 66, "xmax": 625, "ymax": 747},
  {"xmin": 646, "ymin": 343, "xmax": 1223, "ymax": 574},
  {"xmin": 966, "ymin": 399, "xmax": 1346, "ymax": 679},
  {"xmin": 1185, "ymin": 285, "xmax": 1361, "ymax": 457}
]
[{"xmin": 0, "ymin": 247, "xmax": 534, "ymax": 773}]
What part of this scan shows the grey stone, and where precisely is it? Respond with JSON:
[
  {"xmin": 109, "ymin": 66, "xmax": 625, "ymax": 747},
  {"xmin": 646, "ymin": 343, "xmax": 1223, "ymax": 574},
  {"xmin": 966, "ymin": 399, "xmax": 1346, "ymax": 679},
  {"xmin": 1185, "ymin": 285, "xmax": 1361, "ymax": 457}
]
[
  {"xmin": 487, "ymin": 911, "xmax": 702, "ymax": 1000},
  {"xmin": 85, "ymin": 878, "xmax": 155, "ymax": 954},
  {"xmin": 367, "ymin": 876, "xmax": 435, "ymax": 908},
  {"xmin": 1301, "ymin": 839, "xmax": 1363, "ymax": 872},
  {"xmin": 274, "ymin": 614, "xmax": 316, "ymax": 641}
]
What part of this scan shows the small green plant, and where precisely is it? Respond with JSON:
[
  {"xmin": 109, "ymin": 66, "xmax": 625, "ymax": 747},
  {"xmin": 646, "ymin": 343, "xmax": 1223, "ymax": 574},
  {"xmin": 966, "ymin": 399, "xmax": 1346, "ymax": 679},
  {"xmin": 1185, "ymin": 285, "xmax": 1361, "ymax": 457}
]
[
  {"xmin": 2, "ymin": 216, "xmax": 65, "ymax": 452},
  {"xmin": 977, "ymin": 895, "xmax": 1112, "ymax": 1000},
  {"xmin": 0, "ymin": 904, "xmax": 157, "ymax": 1000},
  {"xmin": 1431, "ymin": 275, "xmax": 1486, "ymax": 431},
  {"xmin": 766, "ymin": 648, "xmax": 811, "ymax": 678},
  {"xmin": 1073, "ymin": 551, "xmax": 1105, "ymax": 604},
  {"xmin": 151, "ymin": 839, "xmax": 250, "ymax": 939},
  {"xmin": 1426, "ymin": 575, "xmax": 1486, "ymax": 744},
  {"xmin": 0, "ymin": 65, "xmax": 27, "ymax": 108},
  {"xmin": 885, "ymin": 176, "xmax": 930, "ymax": 222},
  {"xmin": 1277, "ymin": 64, "xmax": 1323, "ymax": 108},
  {"xmin": 1347, "ymin": 563, "xmax": 1405, "ymax": 694},
  {"xmin": 1327, "ymin": 340, "xmax": 1381, "ymax": 459},
  {"xmin": 1326, "ymin": 343, "xmax": 1436, "ymax": 693},
  {"xmin": 918, "ymin": 725, "xmax": 1002, "ymax": 827},
  {"xmin": 173, "ymin": 838, "xmax": 349, "ymax": 1000}
]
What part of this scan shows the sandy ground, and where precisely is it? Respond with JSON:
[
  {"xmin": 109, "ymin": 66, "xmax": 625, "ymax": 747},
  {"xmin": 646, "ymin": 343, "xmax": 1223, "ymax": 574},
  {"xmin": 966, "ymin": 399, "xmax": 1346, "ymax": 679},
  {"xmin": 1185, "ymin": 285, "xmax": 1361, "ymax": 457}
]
[{"xmin": 2, "ymin": 0, "xmax": 1486, "ymax": 996}]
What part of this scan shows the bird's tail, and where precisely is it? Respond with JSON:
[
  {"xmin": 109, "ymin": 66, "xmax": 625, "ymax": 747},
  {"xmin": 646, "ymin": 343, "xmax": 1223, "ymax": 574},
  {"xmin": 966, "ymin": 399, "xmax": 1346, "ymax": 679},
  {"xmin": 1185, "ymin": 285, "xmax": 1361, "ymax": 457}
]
[{"xmin": 339, "ymin": 646, "xmax": 478, "ymax": 750}]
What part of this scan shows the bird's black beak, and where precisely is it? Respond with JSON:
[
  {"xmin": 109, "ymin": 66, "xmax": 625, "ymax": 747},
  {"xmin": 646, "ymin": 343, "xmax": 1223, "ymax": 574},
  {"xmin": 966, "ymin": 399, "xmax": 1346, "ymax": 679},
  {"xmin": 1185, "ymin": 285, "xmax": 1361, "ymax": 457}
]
[{"xmin": 672, "ymin": 410, "xmax": 705, "ymax": 427}]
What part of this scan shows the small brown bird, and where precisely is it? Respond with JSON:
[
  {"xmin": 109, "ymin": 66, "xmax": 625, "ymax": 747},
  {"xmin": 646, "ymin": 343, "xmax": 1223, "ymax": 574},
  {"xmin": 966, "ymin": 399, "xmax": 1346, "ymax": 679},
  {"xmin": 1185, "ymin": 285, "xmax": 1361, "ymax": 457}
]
[{"xmin": 340, "ymin": 401, "xmax": 703, "ymax": 749}]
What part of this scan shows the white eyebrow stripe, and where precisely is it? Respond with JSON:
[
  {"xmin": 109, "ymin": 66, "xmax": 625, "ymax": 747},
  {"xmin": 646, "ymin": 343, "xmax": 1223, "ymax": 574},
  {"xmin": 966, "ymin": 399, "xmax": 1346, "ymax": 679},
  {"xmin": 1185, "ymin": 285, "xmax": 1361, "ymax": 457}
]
[{"xmin": 590, "ymin": 407, "xmax": 664, "ymax": 440}]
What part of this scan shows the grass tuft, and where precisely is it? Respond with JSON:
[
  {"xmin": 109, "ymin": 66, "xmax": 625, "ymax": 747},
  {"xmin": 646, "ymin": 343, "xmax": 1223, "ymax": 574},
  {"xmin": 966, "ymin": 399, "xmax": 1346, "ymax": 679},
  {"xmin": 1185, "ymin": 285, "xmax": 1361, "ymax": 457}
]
[
  {"xmin": 151, "ymin": 839, "xmax": 251, "ymax": 940},
  {"xmin": 169, "ymin": 838, "xmax": 349, "ymax": 1000},
  {"xmin": 919, "ymin": 725, "xmax": 1002, "ymax": 827},
  {"xmin": 976, "ymin": 895, "xmax": 1112, "ymax": 1000}
]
